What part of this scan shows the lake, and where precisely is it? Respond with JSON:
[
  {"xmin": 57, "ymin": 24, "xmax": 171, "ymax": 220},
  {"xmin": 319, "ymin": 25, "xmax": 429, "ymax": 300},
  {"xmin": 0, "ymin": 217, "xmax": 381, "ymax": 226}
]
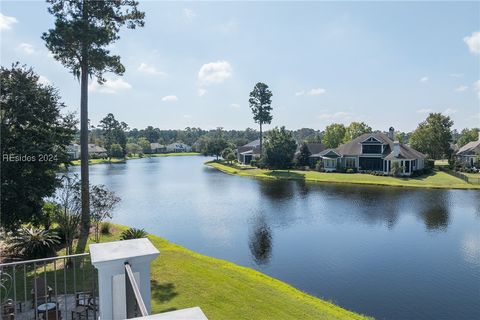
[{"xmin": 72, "ymin": 156, "xmax": 480, "ymax": 320}]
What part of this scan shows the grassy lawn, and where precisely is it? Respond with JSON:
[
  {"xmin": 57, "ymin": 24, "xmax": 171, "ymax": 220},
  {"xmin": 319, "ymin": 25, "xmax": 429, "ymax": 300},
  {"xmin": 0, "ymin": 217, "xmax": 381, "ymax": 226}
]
[
  {"xmin": 434, "ymin": 159, "xmax": 449, "ymax": 167},
  {"xmin": 4, "ymin": 225, "xmax": 369, "ymax": 319},
  {"xmin": 69, "ymin": 153, "xmax": 201, "ymax": 166},
  {"xmin": 206, "ymin": 161, "xmax": 480, "ymax": 190}
]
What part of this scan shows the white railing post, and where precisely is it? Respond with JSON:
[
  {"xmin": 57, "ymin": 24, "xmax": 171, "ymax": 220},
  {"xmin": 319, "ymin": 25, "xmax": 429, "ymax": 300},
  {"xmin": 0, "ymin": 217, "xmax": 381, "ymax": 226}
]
[{"xmin": 89, "ymin": 238, "xmax": 160, "ymax": 320}]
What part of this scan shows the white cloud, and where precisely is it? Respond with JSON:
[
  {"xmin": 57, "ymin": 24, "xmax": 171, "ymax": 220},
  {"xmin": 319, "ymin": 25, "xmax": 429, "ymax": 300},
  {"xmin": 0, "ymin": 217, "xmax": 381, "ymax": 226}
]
[
  {"xmin": 419, "ymin": 76, "xmax": 428, "ymax": 83},
  {"xmin": 18, "ymin": 43, "xmax": 35, "ymax": 55},
  {"xmin": 37, "ymin": 75, "xmax": 51, "ymax": 86},
  {"xmin": 198, "ymin": 60, "xmax": 232, "ymax": 86},
  {"xmin": 416, "ymin": 108, "xmax": 433, "ymax": 114},
  {"xmin": 308, "ymin": 88, "xmax": 327, "ymax": 96},
  {"xmin": 88, "ymin": 78, "xmax": 132, "ymax": 94},
  {"xmin": 0, "ymin": 13, "xmax": 18, "ymax": 30},
  {"xmin": 444, "ymin": 108, "xmax": 457, "ymax": 115},
  {"xmin": 161, "ymin": 95, "xmax": 178, "ymax": 102},
  {"xmin": 183, "ymin": 8, "xmax": 196, "ymax": 21},
  {"xmin": 317, "ymin": 111, "xmax": 352, "ymax": 120},
  {"xmin": 450, "ymin": 73, "xmax": 464, "ymax": 78},
  {"xmin": 295, "ymin": 88, "xmax": 326, "ymax": 96},
  {"xmin": 463, "ymin": 31, "xmax": 480, "ymax": 54},
  {"xmin": 137, "ymin": 63, "xmax": 167, "ymax": 76},
  {"xmin": 455, "ymin": 85, "xmax": 468, "ymax": 92},
  {"xmin": 231, "ymin": 103, "xmax": 240, "ymax": 108},
  {"xmin": 197, "ymin": 88, "xmax": 207, "ymax": 97}
]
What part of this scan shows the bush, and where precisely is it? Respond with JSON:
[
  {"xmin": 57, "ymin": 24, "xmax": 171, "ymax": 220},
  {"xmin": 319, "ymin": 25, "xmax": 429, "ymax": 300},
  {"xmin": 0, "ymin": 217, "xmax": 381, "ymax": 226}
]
[
  {"xmin": 250, "ymin": 159, "xmax": 257, "ymax": 167},
  {"xmin": 120, "ymin": 228, "xmax": 148, "ymax": 240},
  {"xmin": 425, "ymin": 159, "xmax": 435, "ymax": 169},
  {"xmin": 100, "ymin": 222, "xmax": 112, "ymax": 235},
  {"xmin": 6, "ymin": 227, "xmax": 60, "ymax": 259},
  {"xmin": 346, "ymin": 168, "xmax": 355, "ymax": 174}
]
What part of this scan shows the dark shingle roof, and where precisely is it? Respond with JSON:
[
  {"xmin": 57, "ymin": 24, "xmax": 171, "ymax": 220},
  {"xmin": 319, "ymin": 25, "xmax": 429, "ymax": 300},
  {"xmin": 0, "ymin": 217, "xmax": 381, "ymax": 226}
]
[{"xmin": 456, "ymin": 140, "xmax": 480, "ymax": 155}]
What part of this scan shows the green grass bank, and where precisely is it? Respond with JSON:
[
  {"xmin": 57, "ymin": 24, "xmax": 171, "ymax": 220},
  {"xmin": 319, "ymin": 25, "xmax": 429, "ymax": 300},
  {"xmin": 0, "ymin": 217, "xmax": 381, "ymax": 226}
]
[
  {"xmin": 206, "ymin": 161, "xmax": 480, "ymax": 190},
  {"xmin": 95, "ymin": 226, "xmax": 370, "ymax": 320},
  {"xmin": 69, "ymin": 152, "xmax": 201, "ymax": 166}
]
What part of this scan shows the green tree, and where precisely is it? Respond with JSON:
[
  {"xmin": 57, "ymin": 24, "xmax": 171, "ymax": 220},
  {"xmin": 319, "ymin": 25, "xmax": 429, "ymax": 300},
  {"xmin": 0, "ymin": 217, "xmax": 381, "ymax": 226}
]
[
  {"xmin": 249, "ymin": 82, "xmax": 273, "ymax": 155},
  {"xmin": 322, "ymin": 123, "xmax": 346, "ymax": 148},
  {"xmin": 296, "ymin": 142, "xmax": 311, "ymax": 167},
  {"xmin": 126, "ymin": 143, "xmax": 141, "ymax": 155},
  {"xmin": 110, "ymin": 143, "xmax": 124, "ymax": 158},
  {"xmin": 457, "ymin": 128, "xmax": 479, "ymax": 147},
  {"xmin": 221, "ymin": 147, "xmax": 234, "ymax": 161},
  {"xmin": 0, "ymin": 64, "xmax": 75, "ymax": 230},
  {"xmin": 138, "ymin": 137, "xmax": 151, "ymax": 154},
  {"xmin": 43, "ymin": 0, "xmax": 145, "ymax": 253},
  {"xmin": 90, "ymin": 184, "xmax": 120, "ymax": 243},
  {"xmin": 410, "ymin": 113, "xmax": 454, "ymax": 160},
  {"xmin": 99, "ymin": 113, "xmax": 127, "ymax": 158},
  {"xmin": 343, "ymin": 122, "xmax": 372, "ymax": 143},
  {"xmin": 264, "ymin": 127, "xmax": 297, "ymax": 169}
]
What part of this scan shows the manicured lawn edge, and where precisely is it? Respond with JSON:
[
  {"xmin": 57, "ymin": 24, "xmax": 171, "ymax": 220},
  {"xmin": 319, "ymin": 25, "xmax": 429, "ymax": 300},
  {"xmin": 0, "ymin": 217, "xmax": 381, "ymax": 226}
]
[
  {"xmin": 93, "ymin": 225, "xmax": 371, "ymax": 320},
  {"xmin": 69, "ymin": 152, "xmax": 202, "ymax": 166},
  {"xmin": 205, "ymin": 161, "xmax": 480, "ymax": 190}
]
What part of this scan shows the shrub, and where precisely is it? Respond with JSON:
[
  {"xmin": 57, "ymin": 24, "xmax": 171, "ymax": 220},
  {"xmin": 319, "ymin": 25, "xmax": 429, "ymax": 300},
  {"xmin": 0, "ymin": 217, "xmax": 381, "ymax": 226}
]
[
  {"xmin": 425, "ymin": 159, "xmax": 435, "ymax": 169},
  {"xmin": 120, "ymin": 228, "xmax": 148, "ymax": 240},
  {"xmin": 6, "ymin": 227, "xmax": 60, "ymax": 259},
  {"xmin": 100, "ymin": 222, "xmax": 112, "ymax": 235},
  {"xmin": 346, "ymin": 168, "xmax": 355, "ymax": 174},
  {"xmin": 250, "ymin": 159, "xmax": 257, "ymax": 167}
]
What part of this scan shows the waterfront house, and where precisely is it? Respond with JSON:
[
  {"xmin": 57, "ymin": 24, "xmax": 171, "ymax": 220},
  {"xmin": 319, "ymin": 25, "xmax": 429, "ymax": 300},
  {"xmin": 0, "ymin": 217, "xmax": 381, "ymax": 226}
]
[
  {"xmin": 88, "ymin": 144, "xmax": 108, "ymax": 158},
  {"xmin": 237, "ymin": 139, "xmax": 261, "ymax": 164},
  {"xmin": 296, "ymin": 142, "xmax": 326, "ymax": 165},
  {"xmin": 310, "ymin": 127, "xmax": 426, "ymax": 176},
  {"xmin": 455, "ymin": 132, "xmax": 480, "ymax": 166},
  {"xmin": 166, "ymin": 142, "xmax": 191, "ymax": 153},
  {"xmin": 150, "ymin": 142, "xmax": 166, "ymax": 153}
]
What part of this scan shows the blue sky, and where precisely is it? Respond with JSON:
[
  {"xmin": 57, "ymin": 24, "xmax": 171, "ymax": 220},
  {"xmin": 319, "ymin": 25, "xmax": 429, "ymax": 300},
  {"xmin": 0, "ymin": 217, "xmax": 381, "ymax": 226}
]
[{"xmin": 1, "ymin": 1, "xmax": 479, "ymax": 132}]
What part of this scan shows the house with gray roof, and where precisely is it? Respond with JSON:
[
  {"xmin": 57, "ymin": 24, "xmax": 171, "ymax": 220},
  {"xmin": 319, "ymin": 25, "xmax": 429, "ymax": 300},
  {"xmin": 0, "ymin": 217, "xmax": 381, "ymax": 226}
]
[
  {"xmin": 310, "ymin": 127, "xmax": 426, "ymax": 176},
  {"xmin": 455, "ymin": 132, "xmax": 480, "ymax": 166},
  {"xmin": 237, "ymin": 139, "xmax": 261, "ymax": 164}
]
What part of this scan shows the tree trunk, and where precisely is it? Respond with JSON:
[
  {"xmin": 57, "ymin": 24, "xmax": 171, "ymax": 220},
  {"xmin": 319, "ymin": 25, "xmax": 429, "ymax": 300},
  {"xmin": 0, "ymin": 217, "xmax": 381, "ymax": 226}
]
[
  {"xmin": 259, "ymin": 123, "xmax": 263, "ymax": 156},
  {"xmin": 76, "ymin": 62, "xmax": 90, "ymax": 254}
]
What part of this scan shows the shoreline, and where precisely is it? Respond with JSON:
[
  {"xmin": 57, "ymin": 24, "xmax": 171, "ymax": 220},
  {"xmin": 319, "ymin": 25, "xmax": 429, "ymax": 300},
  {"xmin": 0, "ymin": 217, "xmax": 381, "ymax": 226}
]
[
  {"xmin": 92, "ymin": 224, "xmax": 371, "ymax": 320},
  {"xmin": 68, "ymin": 152, "xmax": 202, "ymax": 166},
  {"xmin": 205, "ymin": 161, "xmax": 480, "ymax": 190}
]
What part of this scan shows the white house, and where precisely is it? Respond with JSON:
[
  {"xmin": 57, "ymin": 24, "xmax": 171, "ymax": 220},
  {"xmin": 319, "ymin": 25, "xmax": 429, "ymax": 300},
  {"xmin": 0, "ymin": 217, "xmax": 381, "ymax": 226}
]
[
  {"xmin": 166, "ymin": 142, "xmax": 191, "ymax": 153},
  {"xmin": 455, "ymin": 132, "xmax": 480, "ymax": 166}
]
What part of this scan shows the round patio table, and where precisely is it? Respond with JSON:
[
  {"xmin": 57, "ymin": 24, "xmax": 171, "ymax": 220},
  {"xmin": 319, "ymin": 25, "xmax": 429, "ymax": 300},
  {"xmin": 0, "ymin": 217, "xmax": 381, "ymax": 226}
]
[{"xmin": 37, "ymin": 302, "xmax": 57, "ymax": 313}]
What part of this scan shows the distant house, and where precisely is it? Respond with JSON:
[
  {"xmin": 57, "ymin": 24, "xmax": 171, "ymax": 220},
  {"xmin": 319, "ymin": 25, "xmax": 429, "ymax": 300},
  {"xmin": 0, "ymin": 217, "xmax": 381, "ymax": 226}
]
[
  {"xmin": 88, "ymin": 144, "xmax": 108, "ymax": 157},
  {"xmin": 455, "ymin": 133, "xmax": 480, "ymax": 166},
  {"xmin": 237, "ymin": 139, "xmax": 261, "ymax": 165},
  {"xmin": 150, "ymin": 143, "xmax": 166, "ymax": 153},
  {"xmin": 310, "ymin": 127, "xmax": 426, "ymax": 176},
  {"xmin": 67, "ymin": 144, "xmax": 80, "ymax": 160},
  {"xmin": 166, "ymin": 142, "xmax": 191, "ymax": 153}
]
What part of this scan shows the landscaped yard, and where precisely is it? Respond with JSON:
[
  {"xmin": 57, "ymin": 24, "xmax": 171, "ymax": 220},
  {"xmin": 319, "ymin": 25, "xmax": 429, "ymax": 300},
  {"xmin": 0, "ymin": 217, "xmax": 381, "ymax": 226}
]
[
  {"xmin": 94, "ymin": 226, "xmax": 370, "ymax": 320},
  {"xmin": 206, "ymin": 161, "xmax": 480, "ymax": 190}
]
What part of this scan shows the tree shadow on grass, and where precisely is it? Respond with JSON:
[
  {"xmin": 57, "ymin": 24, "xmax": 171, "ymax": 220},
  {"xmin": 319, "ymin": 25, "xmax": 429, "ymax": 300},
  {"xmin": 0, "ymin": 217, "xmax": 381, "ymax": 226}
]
[
  {"xmin": 264, "ymin": 170, "xmax": 305, "ymax": 180},
  {"xmin": 151, "ymin": 280, "xmax": 178, "ymax": 303}
]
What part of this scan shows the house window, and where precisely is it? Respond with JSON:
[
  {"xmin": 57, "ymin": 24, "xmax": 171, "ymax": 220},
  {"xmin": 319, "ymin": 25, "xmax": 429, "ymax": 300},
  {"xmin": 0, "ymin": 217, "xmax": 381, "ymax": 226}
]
[
  {"xmin": 405, "ymin": 160, "xmax": 410, "ymax": 173},
  {"xmin": 362, "ymin": 145, "xmax": 382, "ymax": 154},
  {"xmin": 345, "ymin": 158, "xmax": 356, "ymax": 168}
]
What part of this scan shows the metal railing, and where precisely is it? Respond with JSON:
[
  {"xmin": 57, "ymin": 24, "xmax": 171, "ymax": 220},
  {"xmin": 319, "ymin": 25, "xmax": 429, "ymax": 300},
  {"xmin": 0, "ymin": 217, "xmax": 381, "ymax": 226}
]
[
  {"xmin": 124, "ymin": 263, "xmax": 148, "ymax": 319},
  {"xmin": 0, "ymin": 254, "xmax": 98, "ymax": 320}
]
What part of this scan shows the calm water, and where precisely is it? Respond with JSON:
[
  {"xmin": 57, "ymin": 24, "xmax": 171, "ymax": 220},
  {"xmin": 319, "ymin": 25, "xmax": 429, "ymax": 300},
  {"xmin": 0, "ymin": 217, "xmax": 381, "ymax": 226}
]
[{"xmin": 72, "ymin": 156, "xmax": 480, "ymax": 320}]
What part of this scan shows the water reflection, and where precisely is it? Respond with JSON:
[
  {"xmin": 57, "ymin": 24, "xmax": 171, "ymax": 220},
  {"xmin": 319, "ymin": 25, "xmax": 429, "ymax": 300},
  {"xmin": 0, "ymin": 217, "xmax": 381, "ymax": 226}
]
[
  {"xmin": 416, "ymin": 191, "xmax": 450, "ymax": 231},
  {"xmin": 249, "ymin": 215, "xmax": 273, "ymax": 265}
]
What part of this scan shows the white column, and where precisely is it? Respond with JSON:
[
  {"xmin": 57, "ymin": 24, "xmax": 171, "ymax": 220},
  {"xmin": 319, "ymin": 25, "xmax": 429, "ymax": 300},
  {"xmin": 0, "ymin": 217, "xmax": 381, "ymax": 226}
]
[{"xmin": 90, "ymin": 238, "xmax": 160, "ymax": 320}]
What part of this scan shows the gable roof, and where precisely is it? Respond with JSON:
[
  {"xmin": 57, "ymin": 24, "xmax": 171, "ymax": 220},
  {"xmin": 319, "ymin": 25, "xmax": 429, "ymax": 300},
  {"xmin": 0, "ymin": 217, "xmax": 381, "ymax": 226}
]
[
  {"xmin": 456, "ymin": 139, "xmax": 480, "ymax": 155},
  {"xmin": 295, "ymin": 142, "xmax": 326, "ymax": 155},
  {"xmin": 237, "ymin": 139, "xmax": 262, "ymax": 155},
  {"xmin": 336, "ymin": 132, "xmax": 425, "ymax": 159},
  {"xmin": 311, "ymin": 148, "xmax": 341, "ymax": 158}
]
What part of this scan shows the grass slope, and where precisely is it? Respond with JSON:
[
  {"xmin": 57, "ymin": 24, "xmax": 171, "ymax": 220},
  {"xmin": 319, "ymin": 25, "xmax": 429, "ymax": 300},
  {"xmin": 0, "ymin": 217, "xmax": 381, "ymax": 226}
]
[
  {"xmin": 98, "ymin": 226, "xmax": 371, "ymax": 320},
  {"xmin": 206, "ymin": 161, "xmax": 480, "ymax": 190},
  {"xmin": 70, "ymin": 153, "xmax": 201, "ymax": 166}
]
